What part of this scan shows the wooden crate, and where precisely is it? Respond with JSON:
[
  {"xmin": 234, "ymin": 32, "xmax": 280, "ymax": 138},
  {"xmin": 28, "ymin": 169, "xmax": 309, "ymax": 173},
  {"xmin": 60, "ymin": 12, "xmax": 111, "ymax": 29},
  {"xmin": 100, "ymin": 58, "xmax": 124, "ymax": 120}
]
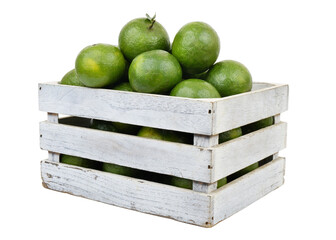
[{"xmin": 38, "ymin": 81, "xmax": 288, "ymax": 227}]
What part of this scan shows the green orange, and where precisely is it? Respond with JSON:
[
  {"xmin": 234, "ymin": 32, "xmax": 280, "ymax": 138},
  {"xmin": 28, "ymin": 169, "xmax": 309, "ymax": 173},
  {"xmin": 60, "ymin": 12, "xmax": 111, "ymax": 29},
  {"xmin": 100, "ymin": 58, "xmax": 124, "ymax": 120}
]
[
  {"xmin": 118, "ymin": 14, "xmax": 170, "ymax": 61},
  {"xmin": 170, "ymin": 79, "xmax": 221, "ymax": 98},
  {"xmin": 219, "ymin": 127, "xmax": 242, "ymax": 143},
  {"xmin": 112, "ymin": 82, "xmax": 140, "ymax": 134},
  {"xmin": 60, "ymin": 155, "xmax": 92, "ymax": 168},
  {"xmin": 113, "ymin": 82, "xmax": 135, "ymax": 92},
  {"xmin": 60, "ymin": 69, "xmax": 84, "ymax": 86},
  {"xmin": 217, "ymin": 177, "xmax": 228, "ymax": 188},
  {"xmin": 129, "ymin": 50, "xmax": 182, "ymax": 94},
  {"xmin": 137, "ymin": 127, "xmax": 191, "ymax": 144},
  {"xmin": 75, "ymin": 43, "xmax": 126, "ymax": 88},
  {"xmin": 183, "ymin": 70, "xmax": 209, "ymax": 80},
  {"xmin": 91, "ymin": 119, "xmax": 118, "ymax": 132},
  {"xmin": 206, "ymin": 60, "xmax": 252, "ymax": 97},
  {"xmin": 113, "ymin": 122, "xmax": 140, "ymax": 135},
  {"xmin": 240, "ymin": 162, "xmax": 259, "ymax": 175},
  {"xmin": 172, "ymin": 22, "xmax": 220, "ymax": 74},
  {"xmin": 170, "ymin": 176, "xmax": 192, "ymax": 189},
  {"xmin": 102, "ymin": 163, "xmax": 138, "ymax": 177},
  {"xmin": 228, "ymin": 162, "xmax": 259, "ymax": 182},
  {"xmin": 242, "ymin": 117, "xmax": 274, "ymax": 134}
]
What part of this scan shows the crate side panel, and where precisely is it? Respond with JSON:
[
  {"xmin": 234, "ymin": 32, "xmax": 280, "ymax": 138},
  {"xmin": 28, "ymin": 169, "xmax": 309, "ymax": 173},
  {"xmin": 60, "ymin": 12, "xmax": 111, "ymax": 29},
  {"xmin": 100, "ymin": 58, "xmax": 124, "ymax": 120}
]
[
  {"xmin": 41, "ymin": 160, "xmax": 212, "ymax": 227},
  {"xmin": 40, "ymin": 121, "xmax": 213, "ymax": 182},
  {"xmin": 212, "ymin": 157, "xmax": 285, "ymax": 225},
  {"xmin": 251, "ymin": 82, "xmax": 275, "ymax": 90},
  {"xmin": 38, "ymin": 83, "xmax": 214, "ymax": 135},
  {"xmin": 213, "ymin": 84, "xmax": 288, "ymax": 134},
  {"xmin": 212, "ymin": 122, "xmax": 287, "ymax": 181}
]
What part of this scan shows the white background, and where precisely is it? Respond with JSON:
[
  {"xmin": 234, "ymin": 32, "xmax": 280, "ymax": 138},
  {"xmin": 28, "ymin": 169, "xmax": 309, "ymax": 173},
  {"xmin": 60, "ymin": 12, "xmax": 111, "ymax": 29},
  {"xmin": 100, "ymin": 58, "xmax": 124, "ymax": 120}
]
[{"xmin": 1, "ymin": 0, "xmax": 335, "ymax": 239}]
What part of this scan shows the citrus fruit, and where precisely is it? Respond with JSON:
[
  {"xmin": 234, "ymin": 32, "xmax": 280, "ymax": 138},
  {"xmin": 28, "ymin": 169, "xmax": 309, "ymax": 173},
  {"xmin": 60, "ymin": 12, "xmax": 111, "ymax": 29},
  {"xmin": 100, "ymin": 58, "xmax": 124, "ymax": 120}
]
[
  {"xmin": 183, "ymin": 70, "xmax": 208, "ymax": 80},
  {"xmin": 137, "ymin": 127, "xmax": 165, "ymax": 140},
  {"xmin": 60, "ymin": 155, "xmax": 92, "ymax": 168},
  {"xmin": 228, "ymin": 162, "xmax": 259, "ymax": 181},
  {"xmin": 137, "ymin": 127, "xmax": 191, "ymax": 144},
  {"xmin": 118, "ymin": 14, "xmax": 170, "ymax": 61},
  {"xmin": 75, "ymin": 43, "xmax": 126, "ymax": 88},
  {"xmin": 113, "ymin": 122, "xmax": 140, "ymax": 135},
  {"xmin": 219, "ymin": 127, "xmax": 242, "ymax": 143},
  {"xmin": 102, "ymin": 162, "xmax": 137, "ymax": 177},
  {"xmin": 91, "ymin": 119, "xmax": 118, "ymax": 132},
  {"xmin": 60, "ymin": 69, "xmax": 84, "ymax": 86},
  {"xmin": 170, "ymin": 176, "xmax": 192, "ymax": 189},
  {"xmin": 111, "ymin": 83, "xmax": 141, "ymax": 134},
  {"xmin": 113, "ymin": 82, "xmax": 135, "ymax": 92},
  {"xmin": 206, "ymin": 60, "xmax": 252, "ymax": 97},
  {"xmin": 120, "ymin": 60, "xmax": 130, "ymax": 82},
  {"xmin": 172, "ymin": 22, "xmax": 220, "ymax": 74},
  {"xmin": 129, "ymin": 50, "xmax": 182, "ymax": 94},
  {"xmin": 170, "ymin": 79, "xmax": 221, "ymax": 98},
  {"xmin": 217, "ymin": 177, "xmax": 227, "ymax": 188},
  {"xmin": 238, "ymin": 162, "xmax": 259, "ymax": 176},
  {"xmin": 242, "ymin": 117, "xmax": 274, "ymax": 134}
]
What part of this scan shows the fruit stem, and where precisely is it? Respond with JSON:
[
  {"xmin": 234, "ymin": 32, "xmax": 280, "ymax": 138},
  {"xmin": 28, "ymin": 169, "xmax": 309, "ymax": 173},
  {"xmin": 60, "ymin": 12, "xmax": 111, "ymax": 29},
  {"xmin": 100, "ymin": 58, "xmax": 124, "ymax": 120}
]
[{"xmin": 146, "ymin": 13, "xmax": 156, "ymax": 29}]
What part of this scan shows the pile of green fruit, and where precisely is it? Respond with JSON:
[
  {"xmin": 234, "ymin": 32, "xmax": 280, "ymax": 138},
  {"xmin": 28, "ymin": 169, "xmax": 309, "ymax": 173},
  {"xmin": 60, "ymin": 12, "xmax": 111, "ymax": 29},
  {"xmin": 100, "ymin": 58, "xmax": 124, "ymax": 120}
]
[
  {"xmin": 59, "ymin": 14, "xmax": 274, "ymax": 189},
  {"xmin": 61, "ymin": 13, "xmax": 252, "ymax": 98}
]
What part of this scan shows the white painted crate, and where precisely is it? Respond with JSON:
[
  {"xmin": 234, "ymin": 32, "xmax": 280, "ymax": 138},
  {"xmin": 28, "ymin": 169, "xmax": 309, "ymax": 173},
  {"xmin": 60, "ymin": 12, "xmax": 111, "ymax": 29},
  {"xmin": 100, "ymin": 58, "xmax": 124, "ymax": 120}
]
[{"xmin": 38, "ymin": 81, "xmax": 288, "ymax": 227}]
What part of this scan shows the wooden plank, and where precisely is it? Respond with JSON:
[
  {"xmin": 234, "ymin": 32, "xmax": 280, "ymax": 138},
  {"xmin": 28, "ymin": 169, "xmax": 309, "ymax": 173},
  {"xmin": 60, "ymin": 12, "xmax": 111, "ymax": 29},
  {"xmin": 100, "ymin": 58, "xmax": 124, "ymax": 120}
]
[
  {"xmin": 41, "ymin": 160, "xmax": 213, "ymax": 227},
  {"xmin": 193, "ymin": 134, "xmax": 218, "ymax": 147},
  {"xmin": 272, "ymin": 114, "xmax": 281, "ymax": 160},
  {"xmin": 192, "ymin": 181, "xmax": 217, "ymax": 193},
  {"xmin": 274, "ymin": 113, "xmax": 281, "ymax": 124},
  {"xmin": 193, "ymin": 135, "xmax": 218, "ymax": 193},
  {"xmin": 47, "ymin": 113, "xmax": 59, "ymax": 123},
  {"xmin": 212, "ymin": 84, "xmax": 288, "ymax": 134},
  {"xmin": 47, "ymin": 113, "xmax": 60, "ymax": 162},
  {"xmin": 39, "ymin": 121, "xmax": 213, "ymax": 182},
  {"xmin": 211, "ymin": 122, "xmax": 287, "ymax": 182},
  {"xmin": 212, "ymin": 157, "xmax": 285, "ymax": 225},
  {"xmin": 38, "ymin": 82, "xmax": 214, "ymax": 135},
  {"xmin": 38, "ymin": 82, "xmax": 287, "ymax": 135},
  {"xmin": 251, "ymin": 82, "xmax": 275, "ymax": 91}
]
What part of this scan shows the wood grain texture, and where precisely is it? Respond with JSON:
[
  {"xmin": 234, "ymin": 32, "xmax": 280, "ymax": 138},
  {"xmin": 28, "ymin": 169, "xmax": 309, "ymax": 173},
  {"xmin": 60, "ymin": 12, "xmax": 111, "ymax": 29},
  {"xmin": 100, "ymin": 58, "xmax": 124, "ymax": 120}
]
[
  {"xmin": 39, "ymin": 121, "xmax": 213, "ymax": 182},
  {"xmin": 47, "ymin": 113, "xmax": 60, "ymax": 162},
  {"xmin": 38, "ymin": 82, "xmax": 288, "ymax": 135},
  {"xmin": 193, "ymin": 134, "xmax": 219, "ymax": 147},
  {"xmin": 212, "ymin": 157, "xmax": 285, "ymax": 225},
  {"xmin": 193, "ymin": 134, "xmax": 219, "ymax": 193},
  {"xmin": 41, "ymin": 160, "xmax": 213, "ymax": 227},
  {"xmin": 272, "ymin": 114, "xmax": 281, "ymax": 160},
  {"xmin": 211, "ymin": 122, "xmax": 287, "ymax": 182},
  {"xmin": 213, "ymin": 84, "xmax": 288, "ymax": 134},
  {"xmin": 40, "ymin": 157, "xmax": 285, "ymax": 227},
  {"xmin": 38, "ymin": 82, "xmax": 214, "ymax": 135}
]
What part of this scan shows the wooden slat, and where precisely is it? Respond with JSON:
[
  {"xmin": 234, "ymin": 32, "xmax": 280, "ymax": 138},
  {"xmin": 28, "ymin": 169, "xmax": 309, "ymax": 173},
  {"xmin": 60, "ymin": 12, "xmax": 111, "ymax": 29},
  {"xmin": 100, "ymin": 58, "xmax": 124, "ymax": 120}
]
[
  {"xmin": 41, "ymin": 160, "xmax": 212, "ymax": 227},
  {"xmin": 251, "ymin": 82, "xmax": 275, "ymax": 91},
  {"xmin": 193, "ymin": 134, "xmax": 219, "ymax": 147},
  {"xmin": 39, "ymin": 121, "xmax": 213, "ymax": 182},
  {"xmin": 211, "ymin": 122, "xmax": 287, "ymax": 182},
  {"xmin": 272, "ymin": 114, "xmax": 281, "ymax": 160},
  {"xmin": 38, "ymin": 82, "xmax": 214, "ymax": 135},
  {"xmin": 193, "ymin": 135, "xmax": 219, "ymax": 193},
  {"xmin": 47, "ymin": 113, "xmax": 60, "ymax": 162},
  {"xmin": 212, "ymin": 157, "xmax": 285, "ymax": 225},
  {"xmin": 212, "ymin": 83, "xmax": 288, "ymax": 134},
  {"xmin": 38, "ymin": 82, "xmax": 288, "ymax": 135},
  {"xmin": 40, "ymin": 157, "xmax": 285, "ymax": 227}
]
